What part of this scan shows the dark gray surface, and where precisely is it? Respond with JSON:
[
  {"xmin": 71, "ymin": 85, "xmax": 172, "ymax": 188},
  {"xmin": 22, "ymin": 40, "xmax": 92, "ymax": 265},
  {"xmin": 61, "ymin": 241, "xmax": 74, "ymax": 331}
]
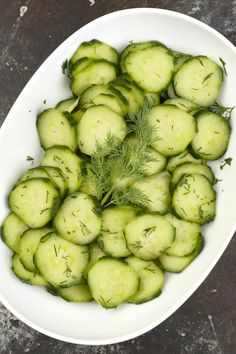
[{"xmin": 0, "ymin": 1, "xmax": 235, "ymax": 353}]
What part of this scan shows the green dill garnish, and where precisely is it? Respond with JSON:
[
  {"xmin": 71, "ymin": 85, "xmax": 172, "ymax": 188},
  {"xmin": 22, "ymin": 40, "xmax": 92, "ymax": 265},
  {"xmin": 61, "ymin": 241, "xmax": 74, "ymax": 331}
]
[
  {"xmin": 220, "ymin": 157, "xmax": 233, "ymax": 169},
  {"xmin": 210, "ymin": 102, "xmax": 234, "ymax": 120},
  {"xmin": 199, "ymin": 206, "xmax": 204, "ymax": 219},
  {"xmin": 26, "ymin": 155, "xmax": 34, "ymax": 161},
  {"xmin": 143, "ymin": 226, "xmax": 156, "ymax": 237},
  {"xmin": 46, "ymin": 190, "xmax": 49, "ymax": 203},
  {"xmin": 144, "ymin": 264, "xmax": 157, "ymax": 274},
  {"xmin": 219, "ymin": 57, "xmax": 227, "ymax": 76},
  {"xmin": 213, "ymin": 178, "xmax": 223, "ymax": 184},
  {"xmin": 101, "ymin": 228, "xmax": 118, "ymax": 235},
  {"xmin": 79, "ymin": 221, "xmax": 91, "ymax": 236},
  {"xmin": 130, "ymin": 241, "xmax": 143, "ymax": 251},
  {"xmin": 53, "ymin": 244, "xmax": 58, "ymax": 257},
  {"xmin": 202, "ymin": 73, "xmax": 213, "ymax": 85},
  {"xmin": 40, "ymin": 208, "xmax": 50, "ymax": 215},
  {"xmin": 61, "ymin": 59, "xmax": 68, "ymax": 75},
  {"xmin": 85, "ymin": 102, "xmax": 155, "ymax": 208},
  {"xmin": 98, "ymin": 295, "xmax": 112, "ymax": 308},
  {"xmin": 63, "ymin": 263, "xmax": 72, "ymax": 278}
]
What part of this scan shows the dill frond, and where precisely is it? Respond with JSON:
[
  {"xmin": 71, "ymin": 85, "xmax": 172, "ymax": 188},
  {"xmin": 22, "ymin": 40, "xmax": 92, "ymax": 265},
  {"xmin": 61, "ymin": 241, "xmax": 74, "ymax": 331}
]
[{"xmin": 210, "ymin": 102, "xmax": 234, "ymax": 121}]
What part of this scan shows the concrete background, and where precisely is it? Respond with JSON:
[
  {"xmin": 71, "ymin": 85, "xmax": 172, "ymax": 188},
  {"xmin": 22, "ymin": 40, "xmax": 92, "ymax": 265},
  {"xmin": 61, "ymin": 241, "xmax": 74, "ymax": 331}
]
[{"xmin": 0, "ymin": 1, "xmax": 235, "ymax": 353}]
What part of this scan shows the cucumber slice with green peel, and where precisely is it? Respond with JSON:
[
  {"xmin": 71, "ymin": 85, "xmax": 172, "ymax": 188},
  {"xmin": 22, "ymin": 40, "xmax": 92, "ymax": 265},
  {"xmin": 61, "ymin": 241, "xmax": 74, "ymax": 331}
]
[
  {"xmin": 34, "ymin": 232, "xmax": 89, "ymax": 288},
  {"xmin": 70, "ymin": 60, "xmax": 117, "ymax": 96},
  {"xmin": 9, "ymin": 178, "xmax": 60, "ymax": 228},
  {"xmin": 84, "ymin": 242, "xmax": 106, "ymax": 278},
  {"xmin": 167, "ymin": 83, "xmax": 178, "ymax": 98},
  {"xmin": 132, "ymin": 171, "xmax": 171, "ymax": 214},
  {"xmin": 172, "ymin": 162, "xmax": 214, "ymax": 186},
  {"xmin": 125, "ymin": 256, "xmax": 164, "ymax": 304},
  {"xmin": 19, "ymin": 227, "xmax": 52, "ymax": 272},
  {"xmin": 173, "ymin": 56, "xmax": 223, "ymax": 107},
  {"xmin": 79, "ymin": 84, "xmax": 109, "ymax": 106},
  {"xmin": 12, "ymin": 253, "xmax": 47, "ymax": 286},
  {"xmin": 166, "ymin": 150, "xmax": 202, "ymax": 173},
  {"xmin": 125, "ymin": 214, "xmax": 175, "ymax": 260},
  {"xmin": 53, "ymin": 192, "xmax": 102, "ymax": 245},
  {"xmin": 116, "ymin": 78, "xmax": 145, "ymax": 107},
  {"xmin": 165, "ymin": 214, "xmax": 201, "ymax": 257},
  {"xmin": 148, "ymin": 105, "xmax": 196, "ymax": 156},
  {"xmin": 40, "ymin": 166, "xmax": 68, "ymax": 198},
  {"xmin": 98, "ymin": 205, "xmax": 136, "ymax": 258},
  {"xmin": 70, "ymin": 57, "xmax": 93, "ymax": 77},
  {"xmin": 109, "ymin": 82, "xmax": 139, "ymax": 117},
  {"xmin": 190, "ymin": 111, "xmax": 231, "ymax": 160},
  {"xmin": 56, "ymin": 98, "xmax": 78, "ymax": 113},
  {"xmin": 124, "ymin": 44, "xmax": 174, "ymax": 92},
  {"xmin": 120, "ymin": 41, "xmax": 159, "ymax": 72},
  {"xmin": 159, "ymin": 234, "xmax": 204, "ymax": 272},
  {"xmin": 164, "ymin": 98, "xmax": 200, "ymax": 115},
  {"xmin": 174, "ymin": 54, "xmax": 192, "ymax": 72},
  {"xmin": 145, "ymin": 92, "xmax": 160, "ymax": 105},
  {"xmin": 72, "ymin": 108, "xmax": 87, "ymax": 123},
  {"xmin": 88, "ymin": 257, "xmax": 139, "ymax": 308},
  {"xmin": 86, "ymin": 93, "xmax": 125, "ymax": 116},
  {"xmin": 1, "ymin": 213, "xmax": 28, "ymax": 253},
  {"xmin": 76, "ymin": 105, "xmax": 127, "ymax": 157},
  {"xmin": 37, "ymin": 109, "xmax": 77, "ymax": 151},
  {"xmin": 58, "ymin": 284, "xmax": 93, "ymax": 302},
  {"xmin": 18, "ymin": 166, "xmax": 68, "ymax": 198},
  {"xmin": 70, "ymin": 39, "xmax": 119, "ymax": 65},
  {"xmin": 41, "ymin": 146, "xmax": 84, "ymax": 193},
  {"xmin": 172, "ymin": 174, "xmax": 216, "ymax": 224}
]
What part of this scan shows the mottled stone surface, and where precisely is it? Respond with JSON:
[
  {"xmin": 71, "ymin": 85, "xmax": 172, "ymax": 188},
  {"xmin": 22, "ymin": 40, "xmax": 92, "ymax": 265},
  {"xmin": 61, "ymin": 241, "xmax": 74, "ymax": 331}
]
[{"xmin": 0, "ymin": 0, "xmax": 235, "ymax": 353}]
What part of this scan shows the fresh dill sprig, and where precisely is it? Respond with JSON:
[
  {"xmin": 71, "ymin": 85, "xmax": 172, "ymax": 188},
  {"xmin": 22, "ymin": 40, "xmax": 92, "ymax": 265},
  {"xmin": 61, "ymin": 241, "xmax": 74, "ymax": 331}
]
[
  {"xmin": 106, "ymin": 187, "xmax": 150, "ymax": 208},
  {"xmin": 220, "ymin": 157, "xmax": 233, "ymax": 169},
  {"xmin": 210, "ymin": 102, "xmax": 234, "ymax": 121}
]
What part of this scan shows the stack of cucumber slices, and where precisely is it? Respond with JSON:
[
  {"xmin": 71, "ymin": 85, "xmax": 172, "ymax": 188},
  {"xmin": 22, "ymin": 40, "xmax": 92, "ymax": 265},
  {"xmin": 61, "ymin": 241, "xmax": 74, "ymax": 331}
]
[{"xmin": 1, "ymin": 39, "xmax": 232, "ymax": 309}]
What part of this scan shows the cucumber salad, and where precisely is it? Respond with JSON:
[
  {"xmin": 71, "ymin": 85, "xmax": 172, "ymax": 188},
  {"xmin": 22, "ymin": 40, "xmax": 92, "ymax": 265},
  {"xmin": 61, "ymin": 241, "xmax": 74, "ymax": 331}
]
[{"xmin": 1, "ymin": 39, "xmax": 233, "ymax": 308}]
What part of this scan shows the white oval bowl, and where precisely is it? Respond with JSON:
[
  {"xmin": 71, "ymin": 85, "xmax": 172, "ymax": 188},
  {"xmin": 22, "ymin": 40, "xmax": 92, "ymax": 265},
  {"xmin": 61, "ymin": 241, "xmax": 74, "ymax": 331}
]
[{"xmin": 0, "ymin": 8, "xmax": 235, "ymax": 345}]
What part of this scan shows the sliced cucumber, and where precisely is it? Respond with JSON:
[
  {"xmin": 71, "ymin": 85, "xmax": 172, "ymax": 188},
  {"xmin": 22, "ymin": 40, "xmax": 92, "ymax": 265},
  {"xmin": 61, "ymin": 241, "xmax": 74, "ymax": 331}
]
[
  {"xmin": 166, "ymin": 150, "xmax": 202, "ymax": 173},
  {"xmin": 79, "ymin": 84, "xmax": 109, "ymax": 106},
  {"xmin": 132, "ymin": 171, "xmax": 171, "ymax": 214},
  {"xmin": 34, "ymin": 232, "xmax": 89, "ymax": 288},
  {"xmin": 98, "ymin": 205, "xmax": 136, "ymax": 258},
  {"xmin": 164, "ymin": 98, "xmax": 200, "ymax": 115},
  {"xmin": 172, "ymin": 162, "xmax": 214, "ymax": 186},
  {"xmin": 145, "ymin": 92, "xmax": 160, "ymax": 105},
  {"xmin": 159, "ymin": 234, "xmax": 204, "ymax": 272},
  {"xmin": 1, "ymin": 213, "xmax": 28, "ymax": 253},
  {"xmin": 12, "ymin": 253, "xmax": 47, "ymax": 286},
  {"xmin": 165, "ymin": 214, "xmax": 201, "ymax": 257},
  {"xmin": 190, "ymin": 111, "xmax": 231, "ymax": 160},
  {"xmin": 70, "ymin": 39, "xmax": 119, "ymax": 65},
  {"xmin": 71, "ymin": 60, "xmax": 117, "ymax": 96},
  {"xmin": 37, "ymin": 109, "xmax": 77, "ymax": 151},
  {"xmin": 76, "ymin": 105, "xmax": 127, "ymax": 156},
  {"xmin": 40, "ymin": 166, "xmax": 68, "ymax": 198},
  {"xmin": 18, "ymin": 166, "xmax": 68, "ymax": 198},
  {"xmin": 120, "ymin": 41, "xmax": 158, "ymax": 72},
  {"xmin": 84, "ymin": 241, "xmax": 106, "ymax": 278},
  {"xmin": 172, "ymin": 174, "xmax": 216, "ymax": 224},
  {"xmin": 167, "ymin": 83, "xmax": 178, "ymax": 99},
  {"xmin": 86, "ymin": 93, "xmax": 124, "ymax": 116},
  {"xmin": 70, "ymin": 57, "xmax": 93, "ymax": 77},
  {"xmin": 124, "ymin": 44, "xmax": 174, "ymax": 92},
  {"xmin": 88, "ymin": 257, "xmax": 139, "ymax": 308},
  {"xmin": 9, "ymin": 178, "xmax": 60, "ymax": 228},
  {"xmin": 173, "ymin": 56, "xmax": 223, "ymax": 107},
  {"xmin": 19, "ymin": 227, "xmax": 52, "ymax": 272},
  {"xmin": 53, "ymin": 192, "xmax": 101, "ymax": 245},
  {"xmin": 109, "ymin": 82, "xmax": 139, "ymax": 117},
  {"xmin": 56, "ymin": 98, "xmax": 78, "ymax": 113},
  {"xmin": 72, "ymin": 108, "xmax": 87, "ymax": 123},
  {"xmin": 126, "ymin": 256, "xmax": 164, "ymax": 304},
  {"xmin": 58, "ymin": 284, "xmax": 93, "ymax": 302},
  {"xmin": 41, "ymin": 146, "xmax": 83, "ymax": 193},
  {"xmin": 125, "ymin": 214, "xmax": 175, "ymax": 260},
  {"xmin": 148, "ymin": 105, "xmax": 196, "ymax": 156}
]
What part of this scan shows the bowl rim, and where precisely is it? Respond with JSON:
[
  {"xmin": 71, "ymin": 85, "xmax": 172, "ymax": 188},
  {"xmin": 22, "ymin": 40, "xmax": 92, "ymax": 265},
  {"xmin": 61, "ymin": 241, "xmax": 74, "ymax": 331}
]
[{"xmin": 0, "ymin": 7, "xmax": 236, "ymax": 346}]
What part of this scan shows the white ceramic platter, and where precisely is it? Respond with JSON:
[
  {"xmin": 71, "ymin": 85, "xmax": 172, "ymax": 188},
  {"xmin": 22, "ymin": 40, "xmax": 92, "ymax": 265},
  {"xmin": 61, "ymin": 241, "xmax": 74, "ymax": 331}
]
[{"xmin": 0, "ymin": 8, "xmax": 235, "ymax": 345}]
